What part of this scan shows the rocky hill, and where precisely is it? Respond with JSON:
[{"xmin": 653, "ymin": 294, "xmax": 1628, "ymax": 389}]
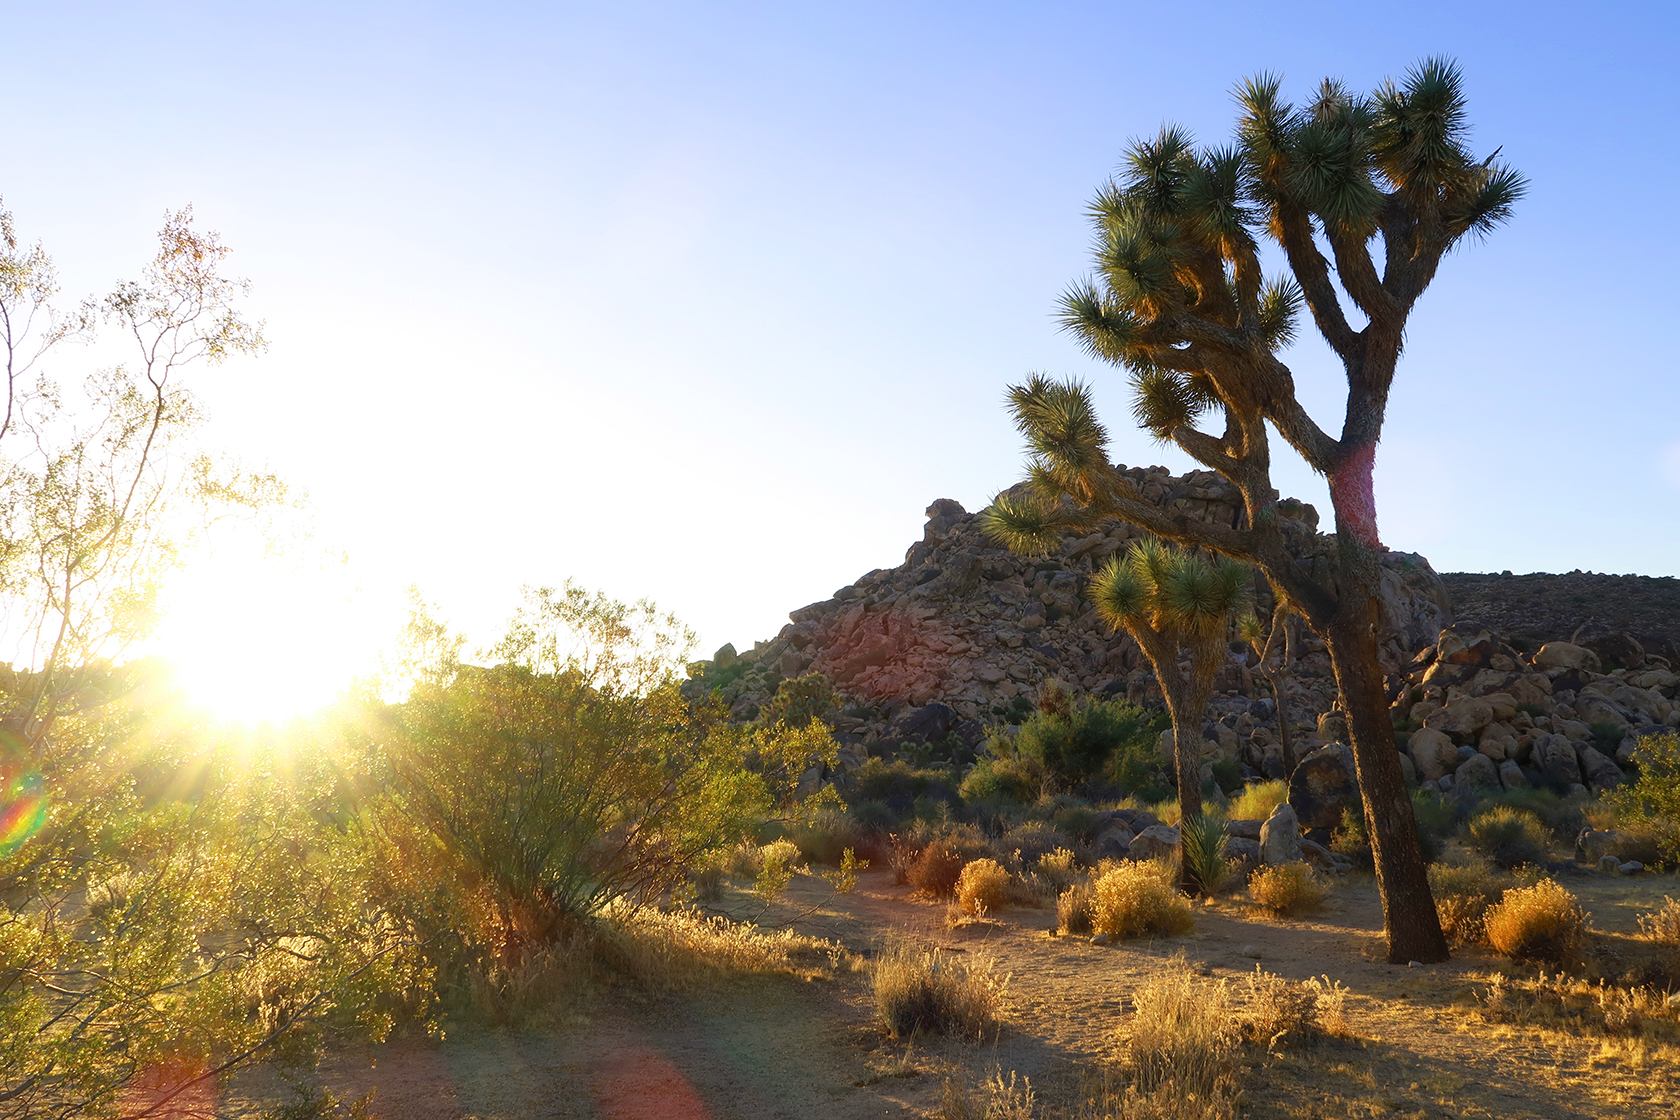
[
  {"xmin": 1439, "ymin": 571, "xmax": 1680, "ymax": 659},
  {"xmin": 687, "ymin": 466, "xmax": 1679, "ymax": 802}
]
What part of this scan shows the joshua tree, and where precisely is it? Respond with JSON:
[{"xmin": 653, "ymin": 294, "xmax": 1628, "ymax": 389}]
[
  {"xmin": 987, "ymin": 60, "xmax": 1522, "ymax": 962},
  {"xmin": 1093, "ymin": 539, "xmax": 1249, "ymax": 891}
]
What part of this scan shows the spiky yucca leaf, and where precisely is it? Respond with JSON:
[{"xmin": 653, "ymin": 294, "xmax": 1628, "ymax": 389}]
[
  {"xmin": 1180, "ymin": 813, "xmax": 1230, "ymax": 896},
  {"xmin": 1370, "ymin": 57, "xmax": 1470, "ymax": 190},
  {"xmin": 1237, "ymin": 613, "xmax": 1264, "ymax": 645},
  {"xmin": 1257, "ymin": 276, "xmax": 1303, "ymax": 350},
  {"xmin": 1005, "ymin": 373, "xmax": 1060, "ymax": 434},
  {"xmin": 1129, "ymin": 368, "xmax": 1200, "ymax": 440},
  {"xmin": 1126, "ymin": 537, "xmax": 1176, "ymax": 596},
  {"xmin": 978, "ymin": 492, "xmax": 1063, "ymax": 556},
  {"xmin": 1181, "ymin": 147, "xmax": 1255, "ymax": 246},
  {"xmin": 1123, "ymin": 126, "xmax": 1196, "ymax": 217},
  {"xmin": 1235, "ymin": 73, "xmax": 1293, "ymax": 169},
  {"xmin": 1444, "ymin": 163, "xmax": 1526, "ymax": 240},
  {"xmin": 1092, "ymin": 554, "xmax": 1150, "ymax": 626},
  {"xmin": 1024, "ymin": 381, "xmax": 1110, "ymax": 478},
  {"xmin": 1154, "ymin": 552, "xmax": 1253, "ymax": 638},
  {"xmin": 1057, "ymin": 283, "xmax": 1146, "ymax": 366},
  {"xmin": 1100, "ymin": 220, "xmax": 1176, "ymax": 305}
]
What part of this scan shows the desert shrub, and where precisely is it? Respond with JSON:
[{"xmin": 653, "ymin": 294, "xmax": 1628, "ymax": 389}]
[
  {"xmin": 1329, "ymin": 806, "xmax": 1373, "ymax": 867},
  {"xmin": 956, "ymin": 859, "xmax": 1013, "ymax": 916},
  {"xmin": 936, "ymin": 1067, "xmax": 1038, "ymax": 1120},
  {"xmin": 908, "ymin": 840, "xmax": 971, "ymax": 899},
  {"xmin": 1428, "ymin": 862, "xmax": 1509, "ymax": 945},
  {"xmin": 1116, "ymin": 960, "xmax": 1239, "ymax": 1116},
  {"xmin": 959, "ymin": 754, "xmax": 1043, "ymax": 805},
  {"xmin": 759, "ymin": 670, "xmax": 838, "ymax": 728},
  {"xmin": 1466, "ymin": 805, "xmax": 1551, "ymax": 869},
  {"xmin": 1475, "ymin": 788, "xmax": 1585, "ymax": 840},
  {"xmin": 845, "ymin": 757, "xmax": 959, "ymax": 808},
  {"xmin": 381, "ymin": 585, "xmax": 770, "ymax": 956},
  {"xmin": 1180, "ymin": 814, "xmax": 1230, "ymax": 896},
  {"xmin": 1206, "ymin": 757, "xmax": 1245, "ymax": 797},
  {"xmin": 1036, "ymin": 847, "xmax": 1082, "ymax": 894},
  {"xmin": 1638, "ymin": 896, "xmax": 1680, "ymax": 946},
  {"xmin": 849, "ymin": 799, "xmax": 898, "ymax": 834},
  {"xmin": 788, "ymin": 806, "xmax": 859, "ymax": 866},
  {"xmin": 873, "ymin": 943, "xmax": 1005, "ymax": 1039},
  {"xmin": 1240, "ymin": 967, "xmax": 1349, "ymax": 1047},
  {"xmin": 1005, "ymin": 697, "xmax": 1167, "ymax": 792},
  {"xmin": 997, "ymin": 820, "xmax": 1073, "ymax": 867},
  {"xmin": 1248, "ymin": 862, "xmax": 1329, "ymax": 916},
  {"xmin": 1051, "ymin": 803, "xmax": 1103, "ymax": 844},
  {"xmin": 1485, "ymin": 878, "xmax": 1587, "ymax": 965},
  {"xmin": 1606, "ymin": 730, "xmax": 1680, "ymax": 867},
  {"xmin": 1057, "ymin": 882, "xmax": 1096, "ymax": 935},
  {"xmin": 1228, "ymin": 780, "xmax": 1288, "ymax": 822},
  {"xmin": 1476, "ymin": 971, "xmax": 1678, "ymax": 1039},
  {"xmin": 1092, "ymin": 860, "xmax": 1194, "ymax": 939}
]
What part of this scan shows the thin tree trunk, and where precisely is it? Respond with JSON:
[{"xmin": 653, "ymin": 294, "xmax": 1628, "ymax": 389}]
[{"xmin": 1325, "ymin": 572, "xmax": 1449, "ymax": 964}]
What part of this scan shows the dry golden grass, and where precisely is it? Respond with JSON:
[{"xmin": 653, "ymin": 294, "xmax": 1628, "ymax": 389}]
[
  {"xmin": 1427, "ymin": 861, "xmax": 1508, "ymax": 944},
  {"xmin": 1058, "ymin": 881, "xmax": 1096, "ymax": 936},
  {"xmin": 956, "ymin": 858, "xmax": 1013, "ymax": 916},
  {"xmin": 1485, "ymin": 877, "xmax": 1587, "ymax": 965},
  {"xmin": 1100, "ymin": 960, "xmax": 1238, "ymax": 1120},
  {"xmin": 1476, "ymin": 969, "xmax": 1680, "ymax": 1042},
  {"xmin": 1091, "ymin": 860, "xmax": 1194, "ymax": 940},
  {"xmin": 1640, "ymin": 896, "xmax": 1680, "ymax": 946},
  {"xmin": 908, "ymin": 840, "xmax": 970, "ymax": 899},
  {"xmin": 873, "ymin": 941, "xmax": 1006, "ymax": 1040},
  {"xmin": 595, "ymin": 904, "xmax": 846, "ymax": 991},
  {"xmin": 1239, "ymin": 967, "xmax": 1349, "ymax": 1049},
  {"xmin": 1247, "ymin": 862, "xmax": 1329, "ymax": 916},
  {"xmin": 1228, "ymin": 780, "xmax": 1288, "ymax": 822}
]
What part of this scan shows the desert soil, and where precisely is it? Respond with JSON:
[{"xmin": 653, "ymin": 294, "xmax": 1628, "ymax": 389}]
[{"xmin": 221, "ymin": 866, "xmax": 1680, "ymax": 1120}]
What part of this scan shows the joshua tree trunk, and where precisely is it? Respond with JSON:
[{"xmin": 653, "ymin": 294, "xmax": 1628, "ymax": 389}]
[{"xmin": 1323, "ymin": 515, "xmax": 1448, "ymax": 964}]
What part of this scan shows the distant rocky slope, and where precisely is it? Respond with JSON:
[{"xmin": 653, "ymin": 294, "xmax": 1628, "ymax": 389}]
[
  {"xmin": 687, "ymin": 465, "xmax": 1679, "ymax": 802},
  {"xmin": 1439, "ymin": 571, "xmax": 1680, "ymax": 658}
]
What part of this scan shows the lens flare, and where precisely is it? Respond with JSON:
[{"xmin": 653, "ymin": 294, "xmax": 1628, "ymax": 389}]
[{"xmin": 1, "ymin": 767, "xmax": 46, "ymax": 855}]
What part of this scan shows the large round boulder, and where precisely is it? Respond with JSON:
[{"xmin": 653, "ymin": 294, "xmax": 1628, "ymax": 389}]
[{"xmin": 1287, "ymin": 743, "xmax": 1359, "ymax": 830}]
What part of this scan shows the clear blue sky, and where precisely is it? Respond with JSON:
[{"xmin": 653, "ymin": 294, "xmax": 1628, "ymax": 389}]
[{"xmin": 3, "ymin": 1, "xmax": 1676, "ymax": 660}]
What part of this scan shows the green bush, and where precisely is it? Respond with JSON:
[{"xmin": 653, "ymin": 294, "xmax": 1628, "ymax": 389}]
[
  {"xmin": 844, "ymin": 757, "xmax": 957, "ymax": 807},
  {"xmin": 1181, "ymin": 813, "xmax": 1230, "ymax": 895},
  {"xmin": 1051, "ymin": 803, "xmax": 1103, "ymax": 845},
  {"xmin": 1473, "ymin": 788, "xmax": 1584, "ymax": 841},
  {"xmin": 1607, "ymin": 731, "xmax": 1680, "ymax": 868},
  {"xmin": 1013, "ymin": 698, "xmax": 1167, "ymax": 791},
  {"xmin": 959, "ymin": 754, "xmax": 1043, "ymax": 804},
  {"xmin": 1466, "ymin": 806, "xmax": 1551, "ymax": 869},
  {"xmin": 788, "ymin": 807, "xmax": 859, "ymax": 866},
  {"xmin": 760, "ymin": 671, "xmax": 837, "ymax": 728}
]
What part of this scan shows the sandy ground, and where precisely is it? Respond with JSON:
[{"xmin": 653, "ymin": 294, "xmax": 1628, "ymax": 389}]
[{"xmin": 216, "ymin": 865, "xmax": 1680, "ymax": 1120}]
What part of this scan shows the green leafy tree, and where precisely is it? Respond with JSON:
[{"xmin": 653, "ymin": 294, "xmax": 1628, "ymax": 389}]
[
  {"xmin": 988, "ymin": 60, "xmax": 1521, "ymax": 962},
  {"xmin": 1607, "ymin": 731, "xmax": 1680, "ymax": 868},
  {"xmin": 370, "ymin": 585, "xmax": 768, "ymax": 966}
]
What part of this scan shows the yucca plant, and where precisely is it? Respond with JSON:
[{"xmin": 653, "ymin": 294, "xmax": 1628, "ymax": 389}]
[{"xmin": 982, "ymin": 59, "xmax": 1520, "ymax": 964}]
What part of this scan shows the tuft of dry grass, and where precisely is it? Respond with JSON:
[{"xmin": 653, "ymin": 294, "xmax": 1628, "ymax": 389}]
[
  {"xmin": 1240, "ymin": 967, "xmax": 1350, "ymax": 1049},
  {"xmin": 1228, "ymin": 780, "xmax": 1288, "ymax": 823},
  {"xmin": 1058, "ymin": 882, "xmax": 1096, "ymax": 936},
  {"xmin": 1428, "ymin": 861, "xmax": 1509, "ymax": 945},
  {"xmin": 956, "ymin": 858, "xmax": 1013, "ymax": 916},
  {"xmin": 1107, "ymin": 960, "xmax": 1239, "ymax": 1119},
  {"xmin": 1477, "ymin": 970, "xmax": 1680, "ymax": 1041},
  {"xmin": 595, "ymin": 904, "xmax": 846, "ymax": 991},
  {"xmin": 1640, "ymin": 896, "xmax": 1680, "ymax": 946},
  {"xmin": 1248, "ymin": 862, "xmax": 1329, "ymax": 917},
  {"xmin": 1485, "ymin": 878, "xmax": 1587, "ymax": 966},
  {"xmin": 908, "ymin": 840, "xmax": 971, "ymax": 899},
  {"xmin": 873, "ymin": 941, "xmax": 1006, "ymax": 1040},
  {"xmin": 1092, "ymin": 860, "xmax": 1194, "ymax": 940},
  {"xmin": 937, "ymin": 1067, "xmax": 1037, "ymax": 1120}
]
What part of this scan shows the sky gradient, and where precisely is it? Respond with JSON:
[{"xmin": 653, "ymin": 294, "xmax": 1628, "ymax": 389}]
[{"xmin": 3, "ymin": 1, "xmax": 1676, "ymax": 666}]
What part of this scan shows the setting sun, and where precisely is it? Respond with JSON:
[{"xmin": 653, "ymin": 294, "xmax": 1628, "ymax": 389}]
[{"xmin": 149, "ymin": 534, "xmax": 406, "ymax": 723}]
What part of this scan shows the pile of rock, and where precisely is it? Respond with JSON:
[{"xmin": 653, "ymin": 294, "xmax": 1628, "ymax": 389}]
[
  {"xmin": 1390, "ymin": 622, "xmax": 1678, "ymax": 798},
  {"xmin": 693, "ymin": 465, "xmax": 1453, "ymax": 762}
]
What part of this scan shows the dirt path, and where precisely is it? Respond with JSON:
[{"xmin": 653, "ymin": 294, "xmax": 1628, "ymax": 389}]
[{"xmin": 225, "ymin": 866, "xmax": 1680, "ymax": 1119}]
